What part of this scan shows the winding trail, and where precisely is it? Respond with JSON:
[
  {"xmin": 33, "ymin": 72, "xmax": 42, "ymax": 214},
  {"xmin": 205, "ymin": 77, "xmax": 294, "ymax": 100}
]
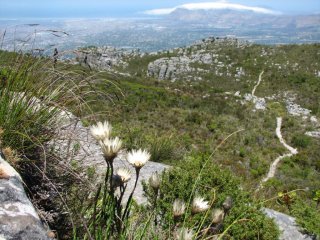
[
  {"xmin": 252, "ymin": 70, "xmax": 264, "ymax": 96},
  {"xmin": 257, "ymin": 117, "xmax": 298, "ymax": 190}
]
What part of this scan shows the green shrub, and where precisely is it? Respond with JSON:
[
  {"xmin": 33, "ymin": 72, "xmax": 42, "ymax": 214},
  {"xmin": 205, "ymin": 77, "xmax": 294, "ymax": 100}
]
[
  {"xmin": 292, "ymin": 134, "xmax": 311, "ymax": 149},
  {"xmin": 291, "ymin": 198, "xmax": 320, "ymax": 238},
  {"xmin": 207, "ymin": 120, "xmax": 218, "ymax": 132},
  {"xmin": 143, "ymin": 154, "xmax": 279, "ymax": 239},
  {"xmin": 185, "ymin": 111, "xmax": 202, "ymax": 124},
  {"xmin": 149, "ymin": 135, "xmax": 175, "ymax": 162}
]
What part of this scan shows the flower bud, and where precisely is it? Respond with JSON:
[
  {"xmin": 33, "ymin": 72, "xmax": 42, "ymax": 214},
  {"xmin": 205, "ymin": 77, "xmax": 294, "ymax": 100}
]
[
  {"xmin": 173, "ymin": 199, "xmax": 186, "ymax": 218},
  {"xmin": 149, "ymin": 172, "xmax": 160, "ymax": 190},
  {"xmin": 211, "ymin": 208, "xmax": 224, "ymax": 224},
  {"xmin": 222, "ymin": 196, "xmax": 233, "ymax": 211}
]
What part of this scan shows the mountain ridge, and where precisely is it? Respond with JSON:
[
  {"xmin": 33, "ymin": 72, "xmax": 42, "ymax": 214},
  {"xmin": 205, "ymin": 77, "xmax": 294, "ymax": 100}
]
[{"xmin": 167, "ymin": 8, "xmax": 320, "ymax": 29}]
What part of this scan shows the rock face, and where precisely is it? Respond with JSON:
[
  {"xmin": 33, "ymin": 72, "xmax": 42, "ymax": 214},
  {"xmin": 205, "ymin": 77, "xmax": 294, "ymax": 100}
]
[
  {"xmin": 147, "ymin": 38, "xmax": 250, "ymax": 80},
  {"xmin": 147, "ymin": 53, "xmax": 214, "ymax": 80},
  {"xmin": 0, "ymin": 155, "xmax": 51, "ymax": 240},
  {"xmin": 264, "ymin": 208, "xmax": 313, "ymax": 240},
  {"xmin": 147, "ymin": 56, "xmax": 195, "ymax": 80},
  {"xmin": 50, "ymin": 112, "xmax": 168, "ymax": 205},
  {"xmin": 76, "ymin": 46, "xmax": 138, "ymax": 70}
]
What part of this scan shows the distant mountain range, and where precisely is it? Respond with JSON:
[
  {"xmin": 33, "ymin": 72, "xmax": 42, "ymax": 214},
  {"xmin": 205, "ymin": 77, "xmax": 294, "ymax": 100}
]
[
  {"xmin": 0, "ymin": 9, "xmax": 319, "ymax": 54},
  {"xmin": 167, "ymin": 8, "xmax": 320, "ymax": 29}
]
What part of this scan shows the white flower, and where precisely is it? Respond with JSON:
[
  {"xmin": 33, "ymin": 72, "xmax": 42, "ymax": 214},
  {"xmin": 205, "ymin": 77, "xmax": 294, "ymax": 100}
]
[
  {"xmin": 116, "ymin": 168, "xmax": 131, "ymax": 183},
  {"xmin": 127, "ymin": 149, "xmax": 150, "ymax": 169},
  {"xmin": 211, "ymin": 208, "xmax": 225, "ymax": 224},
  {"xmin": 173, "ymin": 199, "xmax": 186, "ymax": 218},
  {"xmin": 175, "ymin": 227, "xmax": 194, "ymax": 240},
  {"xmin": 191, "ymin": 196, "xmax": 209, "ymax": 214},
  {"xmin": 90, "ymin": 121, "xmax": 112, "ymax": 141},
  {"xmin": 99, "ymin": 137, "xmax": 122, "ymax": 161},
  {"xmin": 149, "ymin": 172, "xmax": 160, "ymax": 190}
]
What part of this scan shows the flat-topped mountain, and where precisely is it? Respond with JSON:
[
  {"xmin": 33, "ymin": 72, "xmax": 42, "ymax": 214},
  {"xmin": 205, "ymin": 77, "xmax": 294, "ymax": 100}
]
[{"xmin": 167, "ymin": 8, "xmax": 320, "ymax": 29}]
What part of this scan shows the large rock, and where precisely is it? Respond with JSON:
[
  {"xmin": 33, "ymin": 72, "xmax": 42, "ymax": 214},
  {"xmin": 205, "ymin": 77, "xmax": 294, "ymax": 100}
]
[
  {"xmin": 50, "ymin": 112, "xmax": 168, "ymax": 205},
  {"xmin": 147, "ymin": 56, "xmax": 199, "ymax": 80},
  {"xmin": 264, "ymin": 208, "xmax": 313, "ymax": 240},
  {"xmin": 75, "ymin": 46, "xmax": 137, "ymax": 71},
  {"xmin": 0, "ymin": 155, "xmax": 52, "ymax": 240}
]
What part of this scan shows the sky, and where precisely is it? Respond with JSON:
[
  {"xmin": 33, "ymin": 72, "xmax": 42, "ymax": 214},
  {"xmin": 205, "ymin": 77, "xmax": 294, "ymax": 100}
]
[{"xmin": 0, "ymin": 0, "xmax": 319, "ymax": 18}]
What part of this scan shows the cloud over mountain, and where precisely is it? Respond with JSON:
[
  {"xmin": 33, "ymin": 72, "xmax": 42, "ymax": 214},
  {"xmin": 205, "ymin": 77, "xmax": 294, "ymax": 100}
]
[{"xmin": 144, "ymin": 1, "xmax": 281, "ymax": 15}]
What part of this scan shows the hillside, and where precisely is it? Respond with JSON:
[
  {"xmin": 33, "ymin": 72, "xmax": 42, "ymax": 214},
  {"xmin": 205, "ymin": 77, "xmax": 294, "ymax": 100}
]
[
  {"xmin": 74, "ymin": 38, "xmax": 320, "ymax": 233},
  {"xmin": 1, "ymin": 38, "xmax": 319, "ymax": 239},
  {"xmin": 77, "ymin": 38, "xmax": 320, "ymax": 184}
]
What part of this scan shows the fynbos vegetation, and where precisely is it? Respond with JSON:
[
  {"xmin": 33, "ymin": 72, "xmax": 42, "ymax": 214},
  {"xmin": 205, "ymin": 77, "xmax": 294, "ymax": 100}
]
[{"xmin": 0, "ymin": 35, "xmax": 319, "ymax": 239}]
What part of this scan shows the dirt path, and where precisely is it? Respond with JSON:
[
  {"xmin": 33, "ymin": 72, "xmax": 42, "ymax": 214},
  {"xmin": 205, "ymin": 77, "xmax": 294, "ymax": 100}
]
[
  {"xmin": 257, "ymin": 117, "xmax": 298, "ymax": 190},
  {"xmin": 252, "ymin": 70, "xmax": 264, "ymax": 96}
]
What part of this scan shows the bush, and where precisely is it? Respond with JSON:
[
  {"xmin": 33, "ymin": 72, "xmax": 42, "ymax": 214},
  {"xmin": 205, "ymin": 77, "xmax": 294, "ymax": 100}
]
[
  {"xmin": 185, "ymin": 111, "xmax": 203, "ymax": 124},
  {"xmin": 291, "ymin": 198, "xmax": 320, "ymax": 238},
  {"xmin": 149, "ymin": 135, "xmax": 175, "ymax": 162},
  {"xmin": 292, "ymin": 134, "xmax": 311, "ymax": 149},
  {"xmin": 143, "ymin": 154, "xmax": 279, "ymax": 239}
]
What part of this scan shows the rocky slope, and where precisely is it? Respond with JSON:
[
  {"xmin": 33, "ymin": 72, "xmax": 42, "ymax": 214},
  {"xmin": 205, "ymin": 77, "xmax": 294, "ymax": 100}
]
[{"xmin": 0, "ymin": 154, "xmax": 53, "ymax": 240}]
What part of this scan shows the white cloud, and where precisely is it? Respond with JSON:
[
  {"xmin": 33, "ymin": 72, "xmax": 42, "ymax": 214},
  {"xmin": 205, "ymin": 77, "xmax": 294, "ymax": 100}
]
[
  {"xmin": 144, "ymin": 1, "xmax": 281, "ymax": 15},
  {"xmin": 145, "ymin": 8, "xmax": 177, "ymax": 15}
]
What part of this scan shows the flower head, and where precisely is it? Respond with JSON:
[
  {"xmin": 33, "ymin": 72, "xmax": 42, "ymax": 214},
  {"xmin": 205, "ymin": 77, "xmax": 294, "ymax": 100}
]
[
  {"xmin": 99, "ymin": 137, "xmax": 122, "ymax": 162},
  {"xmin": 222, "ymin": 196, "xmax": 233, "ymax": 211},
  {"xmin": 127, "ymin": 149, "xmax": 150, "ymax": 169},
  {"xmin": 149, "ymin": 172, "xmax": 160, "ymax": 190},
  {"xmin": 173, "ymin": 199, "xmax": 186, "ymax": 218},
  {"xmin": 174, "ymin": 227, "xmax": 194, "ymax": 240},
  {"xmin": 211, "ymin": 208, "xmax": 225, "ymax": 224},
  {"xmin": 191, "ymin": 196, "xmax": 209, "ymax": 214},
  {"xmin": 116, "ymin": 168, "xmax": 131, "ymax": 184},
  {"xmin": 90, "ymin": 121, "xmax": 112, "ymax": 141}
]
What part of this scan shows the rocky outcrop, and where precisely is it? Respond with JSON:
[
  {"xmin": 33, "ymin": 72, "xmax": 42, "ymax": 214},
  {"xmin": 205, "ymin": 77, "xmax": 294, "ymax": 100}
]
[
  {"xmin": 0, "ymin": 155, "xmax": 52, "ymax": 240},
  {"xmin": 147, "ymin": 53, "xmax": 216, "ymax": 80},
  {"xmin": 75, "ymin": 46, "xmax": 139, "ymax": 70},
  {"xmin": 147, "ymin": 38, "xmax": 250, "ymax": 80},
  {"xmin": 243, "ymin": 93, "xmax": 267, "ymax": 110},
  {"xmin": 305, "ymin": 131, "xmax": 320, "ymax": 138},
  {"xmin": 284, "ymin": 92, "xmax": 312, "ymax": 117},
  {"xmin": 264, "ymin": 208, "xmax": 313, "ymax": 240},
  {"xmin": 147, "ymin": 56, "xmax": 194, "ymax": 80}
]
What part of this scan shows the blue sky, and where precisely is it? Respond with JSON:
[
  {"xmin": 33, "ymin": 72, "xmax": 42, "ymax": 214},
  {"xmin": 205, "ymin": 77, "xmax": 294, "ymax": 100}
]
[{"xmin": 0, "ymin": 0, "xmax": 319, "ymax": 18}]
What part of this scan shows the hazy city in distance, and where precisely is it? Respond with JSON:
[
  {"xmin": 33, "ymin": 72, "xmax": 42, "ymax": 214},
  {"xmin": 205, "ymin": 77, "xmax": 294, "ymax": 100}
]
[{"xmin": 0, "ymin": 0, "xmax": 319, "ymax": 53}]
